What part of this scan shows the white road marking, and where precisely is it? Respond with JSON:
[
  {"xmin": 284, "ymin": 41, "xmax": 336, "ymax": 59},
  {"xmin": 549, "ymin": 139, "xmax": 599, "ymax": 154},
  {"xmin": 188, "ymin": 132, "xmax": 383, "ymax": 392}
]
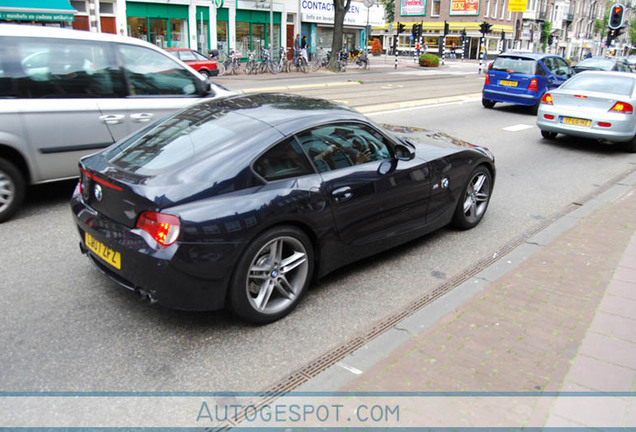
[
  {"xmin": 336, "ymin": 361, "xmax": 363, "ymax": 375},
  {"xmin": 503, "ymin": 124, "xmax": 535, "ymax": 132}
]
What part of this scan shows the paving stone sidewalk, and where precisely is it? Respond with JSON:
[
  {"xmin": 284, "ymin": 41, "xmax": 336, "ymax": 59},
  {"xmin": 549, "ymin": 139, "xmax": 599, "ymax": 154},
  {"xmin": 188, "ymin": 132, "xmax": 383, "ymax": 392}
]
[{"xmin": 333, "ymin": 182, "xmax": 636, "ymax": 426}]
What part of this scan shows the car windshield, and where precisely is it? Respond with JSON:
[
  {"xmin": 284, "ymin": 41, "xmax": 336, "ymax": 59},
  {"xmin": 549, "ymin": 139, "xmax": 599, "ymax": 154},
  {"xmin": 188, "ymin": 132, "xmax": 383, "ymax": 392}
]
[
  {"xmin": 491, "ymin": 57, "xmax": 536, "ymax": 74},
  {"xmin": 576, "ymin": 58, "xmax": 614, "ymax": 70},
  {"xmin": 561, "ymin": 74, "xmax": 636, "ymax": 96},
  {"xmin": 104, "ymin": 103, "xmax": 263, "ymax": 174}
]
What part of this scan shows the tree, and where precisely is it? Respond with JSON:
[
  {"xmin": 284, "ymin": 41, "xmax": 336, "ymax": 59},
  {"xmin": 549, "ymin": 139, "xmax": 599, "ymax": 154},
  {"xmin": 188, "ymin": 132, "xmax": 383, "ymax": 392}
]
[
  {"xmin": 540, "ymin": 20, "xmax": 551, "ymax": 52},
  {"xmin": 381, "ymin": 0, "xmax": 394, "ymax": 23},
  {"xmin": 631, "ymin": 20, "xmax": 636, "ymax": 52},
  {"xmin": 329, "ymin": 0, "xmax": 353, "ymax": 71}
]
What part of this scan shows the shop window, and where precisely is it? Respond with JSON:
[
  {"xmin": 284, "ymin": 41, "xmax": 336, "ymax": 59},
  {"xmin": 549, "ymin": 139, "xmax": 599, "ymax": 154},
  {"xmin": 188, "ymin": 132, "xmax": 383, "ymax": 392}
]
[
  {"xmin": 236, "ymin": 22, "xmax": 250, "ymax": 57},
  {"xmin": 170, "ymin": 19, "xmax": 187, "ymax": 48},
  {"xmin": 149, "ymin": 19, "xmax": 168, "ymax": 48},
  {"xmin": 128, "ymin": 17, "xmax": 149, "ymax": 42},
  {"xmin": 217, "ymin": 21, "xmax": 228, "ymax": 54},
  {"xmin": 252, "ymin": 23, "xmax": 265, "ymax": 57}
]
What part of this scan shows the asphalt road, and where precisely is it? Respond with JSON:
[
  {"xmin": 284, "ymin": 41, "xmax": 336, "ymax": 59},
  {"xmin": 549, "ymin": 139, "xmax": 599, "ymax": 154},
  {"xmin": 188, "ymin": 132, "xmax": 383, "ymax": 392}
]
[{"xmin": 2, "ymin": 65, "xmax": 635, "ymax": 393}]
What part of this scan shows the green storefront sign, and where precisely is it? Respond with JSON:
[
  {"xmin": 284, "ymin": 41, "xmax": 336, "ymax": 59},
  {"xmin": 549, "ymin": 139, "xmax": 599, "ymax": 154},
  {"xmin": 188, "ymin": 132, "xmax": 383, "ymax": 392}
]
[
  {"xmin": 0, "ymin": 11, "xmax": 74, "ymax": 20},
  {"xmin": 0, "ymin": 0, "xmax": 76, "ymax": 21}
]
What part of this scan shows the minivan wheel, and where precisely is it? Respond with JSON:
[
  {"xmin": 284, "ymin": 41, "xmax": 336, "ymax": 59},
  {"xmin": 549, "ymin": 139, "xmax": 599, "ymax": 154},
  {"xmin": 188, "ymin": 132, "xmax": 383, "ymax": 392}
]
[
  {"xmin": 482, "ymin": 98, "xmax": 496, "ymax": 109},
  {"xmin": 229, "ymin": 226, "xmax": 314, "ymax": 324},
  {"xmin": 0, "ymin": 158, "xmax": 26, "ymax": 223}
]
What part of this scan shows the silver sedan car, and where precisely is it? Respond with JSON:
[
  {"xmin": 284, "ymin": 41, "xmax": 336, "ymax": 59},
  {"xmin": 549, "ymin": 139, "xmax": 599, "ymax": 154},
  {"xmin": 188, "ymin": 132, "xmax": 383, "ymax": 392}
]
[{"xmin": 537, "ymin": 71, "xmax": 636, "ymax": 153}]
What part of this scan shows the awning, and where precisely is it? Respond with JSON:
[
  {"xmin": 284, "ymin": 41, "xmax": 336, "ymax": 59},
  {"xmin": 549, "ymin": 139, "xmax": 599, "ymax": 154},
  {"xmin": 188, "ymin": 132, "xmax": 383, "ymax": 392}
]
[{"xmin": 0, "ymin": 0, "xmax": 76, "ymax": 21}]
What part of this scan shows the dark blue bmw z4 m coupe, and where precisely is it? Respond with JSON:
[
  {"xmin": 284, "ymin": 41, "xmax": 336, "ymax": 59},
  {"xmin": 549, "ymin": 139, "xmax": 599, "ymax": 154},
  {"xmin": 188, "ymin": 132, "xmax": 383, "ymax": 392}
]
[{"xmin": 72, "ymin": 93, "xmax": 495, "ymax": 324}]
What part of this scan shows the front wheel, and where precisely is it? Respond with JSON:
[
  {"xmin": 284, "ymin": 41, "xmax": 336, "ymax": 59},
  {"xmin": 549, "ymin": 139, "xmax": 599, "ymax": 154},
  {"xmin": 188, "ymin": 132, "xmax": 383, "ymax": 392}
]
[
  {"xmin": 229, "ymin": 226, "xmax": 314, "ymax": 324},
  {"xmin": 452, "ymin": 165, "xmax": 492, "ymax": 230},
  {"xmin": 0, "ymin": 158, "xmax": 26, "ymax": 223},
  {"xmin": 482, "ymin": 98, "xmax": 496, "ymax": 108},
  {"xmin": 198, "ymin": 69, "xmax": 210, "ymax": 79}
]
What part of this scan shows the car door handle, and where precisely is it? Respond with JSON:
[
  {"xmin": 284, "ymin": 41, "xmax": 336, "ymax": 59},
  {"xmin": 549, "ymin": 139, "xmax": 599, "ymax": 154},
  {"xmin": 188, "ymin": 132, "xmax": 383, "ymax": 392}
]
[
  {"xmin": 332, "ymin": 186, "xmax": 353, "ymax": 202},
  {"xmin": 99, "ymin": 114, "xmax": 125, "ymax": 125},
  {"xmin": 131, "ymin": 113, "xmax": 154, "ymax": 123}
]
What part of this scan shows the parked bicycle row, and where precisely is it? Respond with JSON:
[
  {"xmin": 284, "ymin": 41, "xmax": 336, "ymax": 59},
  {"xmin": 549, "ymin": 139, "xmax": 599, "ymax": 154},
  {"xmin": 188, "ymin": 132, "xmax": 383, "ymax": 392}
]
[{"xmin": 216, "ymin": 47, "xmax": 370, "ymax": 76}]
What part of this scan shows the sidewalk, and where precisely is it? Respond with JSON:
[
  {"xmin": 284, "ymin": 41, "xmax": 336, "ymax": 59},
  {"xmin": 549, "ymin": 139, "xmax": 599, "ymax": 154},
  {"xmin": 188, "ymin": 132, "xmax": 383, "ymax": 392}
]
[{"xmin": 296, "ymin": 169, "xmax": 636, "ymax": 427}]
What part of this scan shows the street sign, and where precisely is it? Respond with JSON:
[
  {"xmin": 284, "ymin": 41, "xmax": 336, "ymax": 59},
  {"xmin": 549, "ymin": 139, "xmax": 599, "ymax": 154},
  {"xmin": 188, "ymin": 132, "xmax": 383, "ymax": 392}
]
[{"xmin": 363, "ymin": 0, "xmax": 374, "ymax": 7}]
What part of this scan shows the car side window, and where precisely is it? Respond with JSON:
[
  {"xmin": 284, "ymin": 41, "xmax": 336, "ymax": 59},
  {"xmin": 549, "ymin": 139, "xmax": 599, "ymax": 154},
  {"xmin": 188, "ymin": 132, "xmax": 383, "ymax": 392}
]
[
  {"xmin": 0, "ymin": 37, "xmax": 122, "ymax": 98},
  {"xmin": 553, "ymin": 57, "xmax": 571, "ymax": 77},
  {"xmin": 296, "ymin": 123, "xmax": 391, "ymax": 173},
  {"xmin": 253, "ymin": 138, "xmax": 315, "ymax": 181},
  {"xmin": 117, "ymin": 44, "xmax": 200, "ymax": 96},
  {"xmin": 180, "ymin": 50, "xmax": 198, "ymax": 62}
]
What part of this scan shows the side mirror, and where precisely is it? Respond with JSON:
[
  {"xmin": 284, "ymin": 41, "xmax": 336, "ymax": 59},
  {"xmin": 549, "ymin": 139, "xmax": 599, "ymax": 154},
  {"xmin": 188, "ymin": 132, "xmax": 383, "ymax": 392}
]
[{"xmin": 394, "ymin": 143, "xmax": 415, "ymax": 161}]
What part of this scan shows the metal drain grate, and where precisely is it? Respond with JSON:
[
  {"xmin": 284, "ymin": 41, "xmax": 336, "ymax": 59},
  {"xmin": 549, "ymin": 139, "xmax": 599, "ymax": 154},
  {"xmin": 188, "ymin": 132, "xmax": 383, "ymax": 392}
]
[{"xmin": 255, "ymin": 165, "xmax": 636, "ymax": 400}]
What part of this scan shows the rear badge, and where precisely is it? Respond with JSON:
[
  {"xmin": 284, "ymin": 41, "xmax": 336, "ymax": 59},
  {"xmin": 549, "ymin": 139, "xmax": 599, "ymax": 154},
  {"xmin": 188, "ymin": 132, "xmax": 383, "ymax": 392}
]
[
  {"xmin": 441, "ymin": 178, "xmax": 450, "ymax": 189},
  {"xmin": 94, "ymin": 184, "xmax": 103, "ymax": 202}
]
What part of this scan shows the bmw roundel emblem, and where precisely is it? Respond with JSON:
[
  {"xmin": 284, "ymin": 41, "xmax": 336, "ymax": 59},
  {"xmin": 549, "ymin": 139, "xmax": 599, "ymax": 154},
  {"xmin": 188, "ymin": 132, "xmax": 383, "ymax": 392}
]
[{"xmin": 94, "ymin": 184, "xmax": 103, "ymax": 201}]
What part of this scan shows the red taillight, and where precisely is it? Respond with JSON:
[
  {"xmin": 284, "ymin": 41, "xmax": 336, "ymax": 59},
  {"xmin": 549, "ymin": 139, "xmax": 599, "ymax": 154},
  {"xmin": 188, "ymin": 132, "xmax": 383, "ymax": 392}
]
[
  {"xmin": 80, "ymin": 168, "xmax": 123, "ymax": 191},
  {"xmin": 574, "ymin": 94, "xmax": 588, "ymax": 98},
  {"xmin": 136, "ymin": 212, "xmax": 180, "ymax": 246},
  {"xmin": 609, "ymin": 102, "xmax": 633, "ymax": 114},
  {"xmin": 528, "ymin": 79, "xmax": 539, "ymax": 92},
  {"xmin": 541, "ymin": 93, "xmax": 553, "ymax": 105},
  {"xmin": 485, "ymin": 74, "xmax": 490, "ymax": 85},
  {"xmin": 544, "ymin": 114, "xmax": 555, "ymax": 120},
  {"xmin": 598, "ymin": 122, "xmax": 612, "ymax": 128}
]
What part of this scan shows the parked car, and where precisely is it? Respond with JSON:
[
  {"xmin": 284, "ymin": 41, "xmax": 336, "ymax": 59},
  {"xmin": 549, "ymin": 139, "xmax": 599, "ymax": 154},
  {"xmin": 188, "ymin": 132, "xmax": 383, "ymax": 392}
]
[
  {"xmin": 0, "ymin": 24, "xmax": 235, "ymax": 223},
  {"xmin": 72, "ymin": 93, "xmax": 496, "ymax": 324},
  {"xmin": 573, "ymin": 56, "xmax": 632, "ymax": 73},
  {"xmin": 537, "ymin": 71, "xmax": 636, "ymax": 153},
  {"xmin": 165, "ymin": 48, "xmax": 219, "ymax": 78},
  {"xmin": 482, "ymin": 51, "xmax": 575, "ymax": 113}
]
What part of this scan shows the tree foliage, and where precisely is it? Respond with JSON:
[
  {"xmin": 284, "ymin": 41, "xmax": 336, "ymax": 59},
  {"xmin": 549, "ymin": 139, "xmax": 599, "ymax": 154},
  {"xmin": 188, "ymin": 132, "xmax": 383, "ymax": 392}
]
[{"xmin": 381, "ymin": 0, "xmax": 395, "ymax": 23}]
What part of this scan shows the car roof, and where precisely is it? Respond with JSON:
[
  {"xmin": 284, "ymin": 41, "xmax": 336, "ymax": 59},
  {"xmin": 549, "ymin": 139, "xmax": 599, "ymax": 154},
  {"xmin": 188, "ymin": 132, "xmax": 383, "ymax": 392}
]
[
  {"xmin": 498, "ymin": 51, "xmax": 559, "ymax": 60},
  {"xmin": 0, "ymin": 23, "xmax": 154, "ymax": 49}
]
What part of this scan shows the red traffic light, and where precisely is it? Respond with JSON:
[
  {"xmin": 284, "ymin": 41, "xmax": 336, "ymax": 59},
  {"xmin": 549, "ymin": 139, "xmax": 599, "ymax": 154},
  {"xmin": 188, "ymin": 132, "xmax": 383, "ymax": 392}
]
[{"xmin": 614, "ymin": 6, "xmax": 622, "ymax": 13}]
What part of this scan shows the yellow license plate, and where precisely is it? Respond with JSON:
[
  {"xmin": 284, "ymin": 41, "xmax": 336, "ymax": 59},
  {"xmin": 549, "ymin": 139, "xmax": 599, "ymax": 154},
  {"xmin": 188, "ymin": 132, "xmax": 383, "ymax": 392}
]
[
  {"xmin": 562, "ymin": 117, "xmax": 592, "ymax": 127},
  {"xmin": 500, "ymin": 80, "xmax": 518, "ymax": 87},
  {"xmin": 85, "ymin": 232, "xmax": 121, "ymax": 270}
]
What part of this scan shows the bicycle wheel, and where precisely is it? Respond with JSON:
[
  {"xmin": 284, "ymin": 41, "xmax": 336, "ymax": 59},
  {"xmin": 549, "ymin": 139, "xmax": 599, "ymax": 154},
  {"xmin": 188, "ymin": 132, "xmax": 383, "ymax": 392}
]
[
  {"xmin": 310, "ymin": 58, "xmax": 321, "ymax": 72},
  {"xmin": 218, "ymin": 62, "xmax": 226, "ymax": 76},
  {"xmin": 258, "ymin": 61, "xmax": 266, "ymax": 74},
  {"xmin": 268, "ymin": 61, "xmax": 278, "ymax": 74},
  {"xmin": 300, "ymin": 59, "xmax": 308, "ymax": 74},
  {"xmin": 231, "ymin": 61, "xmax": 240, "ymax": 75}
]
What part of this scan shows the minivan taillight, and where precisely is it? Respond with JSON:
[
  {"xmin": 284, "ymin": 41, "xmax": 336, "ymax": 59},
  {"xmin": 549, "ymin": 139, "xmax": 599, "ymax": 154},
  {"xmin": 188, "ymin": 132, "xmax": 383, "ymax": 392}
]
[
  {"xmin": 609, "ymin": 102, "xmax": 633, "ymax": 114},
  {"xmin": 136, "ymin": 212, "xmax": 180, "ymax": 246},
  {"xmin": 528, "ymin": 79, "xmax": 539, "ymax": 92}
]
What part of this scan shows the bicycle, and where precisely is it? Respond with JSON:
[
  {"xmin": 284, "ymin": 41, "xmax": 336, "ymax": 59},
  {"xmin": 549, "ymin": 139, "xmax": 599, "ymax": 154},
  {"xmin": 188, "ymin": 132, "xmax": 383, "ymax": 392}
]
[
  {"xmin": 310, "ymin": 47, "xmax": 330, "ymax": 72},
  {"xmin": 219, "ymin": 50, "xmax": 240, "ymax": 76},
  {"xmin": 245, "ymin": 50, "xmax": 257, "ymax": 75},
  {"xmin": 337, "ymin": 49, "xmax": 348, "ymax": 72},
  {"xmin": 258, "ymin": 48, "xmax": 278, "ymax": 74},
  {"xmin": 355, "ymin": 49, "xmax": 370, "ymax": 70},
  {"xmin": 291, "ymin": 48, "xmax": 309, "ymax": 73},
  {"xmin": 276, "ymin": 47, "xmax": 290, "ymax": 73}
]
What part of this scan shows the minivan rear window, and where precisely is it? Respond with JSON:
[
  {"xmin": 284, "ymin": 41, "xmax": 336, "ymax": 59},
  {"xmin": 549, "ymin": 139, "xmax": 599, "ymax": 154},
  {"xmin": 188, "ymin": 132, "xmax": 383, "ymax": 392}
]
[{"xmin": 491, "ymin": 57, "xmax": 536, "ymax": 75}]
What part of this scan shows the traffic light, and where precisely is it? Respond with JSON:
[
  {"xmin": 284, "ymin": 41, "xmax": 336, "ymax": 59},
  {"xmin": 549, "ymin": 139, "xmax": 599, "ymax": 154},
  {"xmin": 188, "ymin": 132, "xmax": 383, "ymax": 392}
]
[
  {"xmin": 479, "ymin": 22, "xmax": 492, "ymax": 35},
  {"xmin": 460, "ymin": 28, "xmax": 467, "ymax": 43},
  {"xmin": 609, "ymin": 3, "xmax": 625, "ymax": 30},
  {"xmin": 548, "ymin": 34, "xmax": 554, "ymax": 45},
  {"xmin": 397, "ymin": 22, "xmax": 405, "ymax": 34},
  {"xmin": 444, "ymin": 21, "xmax": 450, "ymax": 36}
]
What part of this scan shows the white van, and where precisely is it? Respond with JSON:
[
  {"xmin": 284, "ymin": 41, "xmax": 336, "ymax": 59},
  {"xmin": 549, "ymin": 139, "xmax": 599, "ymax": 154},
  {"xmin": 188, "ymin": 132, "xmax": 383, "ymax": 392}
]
[{"xmin": 0, "ymin": 24, "xmax": 235, "ymax": 222}]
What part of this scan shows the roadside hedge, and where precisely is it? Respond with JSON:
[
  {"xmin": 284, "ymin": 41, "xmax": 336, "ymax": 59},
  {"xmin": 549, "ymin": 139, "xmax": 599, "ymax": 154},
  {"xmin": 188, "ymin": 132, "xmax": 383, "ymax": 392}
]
[{"xmin": 419, "ymin": 53, "xmax": 440, "ymax": 67}]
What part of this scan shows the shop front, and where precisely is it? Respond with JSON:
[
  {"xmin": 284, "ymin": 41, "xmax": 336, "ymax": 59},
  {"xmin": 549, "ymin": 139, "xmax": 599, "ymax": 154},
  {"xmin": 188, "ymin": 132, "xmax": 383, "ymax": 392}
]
[
  {"xmin": 0, "ymin": 0, "xmax": 76, "ymax": 26},
  {"xmin": 234, "ymin": 6, "xmax": 281, "ymax": 59},
  {"xmin": 126, "ymin": 2, "xmax": 189, "ymax": 49},
  {"xmin": 300, "ymin": 0, "xmax": 384, "ymax": 57}
]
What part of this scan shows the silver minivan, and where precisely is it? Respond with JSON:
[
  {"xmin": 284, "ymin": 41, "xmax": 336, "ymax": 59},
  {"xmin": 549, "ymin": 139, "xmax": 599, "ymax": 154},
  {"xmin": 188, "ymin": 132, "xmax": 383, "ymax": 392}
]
[{"xmin": 0, "ymin": 24, "xmax": 235, "ymax": 222}]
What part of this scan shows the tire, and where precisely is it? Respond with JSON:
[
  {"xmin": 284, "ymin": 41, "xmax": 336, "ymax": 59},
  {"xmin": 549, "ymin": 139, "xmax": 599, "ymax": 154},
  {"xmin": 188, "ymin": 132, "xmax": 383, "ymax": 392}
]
[
  {"xmin": 482, "ymin": 98, "xmax": 496, "ymax": 109},
  {"xmin": 199, "ymin": 69, "xmax": 210, "ymax": 78},
  {"xmin": 623, "ymin": 136, "xmax": 636, "ymax": 153},
  {"xmin": 300, "ymin": 59, "xmax": 308, "ymax": 74},
  {"xmin": 268, "ymin": 61, "xmax": 278, "ymax": 74},
  {"xmin": 229, "ymin": 226, "xmax": 314, "ymax": 324},
  {"xmin": 529, "ymin": 100, "xmax": 541, "ymax": 115},
  {"xmin": 311, "ymin": 59, "xmax": 321, "ymax": 72},
  {"xmin": 0, "ymin": 158, "xmax": 26, "ymax": 223},
  {"xmin": 541, "ymin": 130, "xmax": 558, "ymax": 139},
  {"xmin": 231, "ymin": 62, "xmax": 240, "ymax": 76},
  {"xmin": 452, "ymin": 165, "xmax": 492, "ymax": 230},
  {"xmin": 245, "ymin": 62, "xmax": 253, "ymax": 75}
]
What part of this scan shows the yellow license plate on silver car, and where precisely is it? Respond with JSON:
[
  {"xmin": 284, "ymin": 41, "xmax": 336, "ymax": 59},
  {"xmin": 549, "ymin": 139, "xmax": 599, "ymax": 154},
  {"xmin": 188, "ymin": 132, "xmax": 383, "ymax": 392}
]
[
  {"xmin": 85, "ymin": 232, "xmax": 121, "ymax": 270},
  {"xmin": 500, "ymin": 80, "xmax": 518, "ymax": 87},
  {"xmin": 561, "ymin": 117, "xmax": 592, "ymax": 127}
]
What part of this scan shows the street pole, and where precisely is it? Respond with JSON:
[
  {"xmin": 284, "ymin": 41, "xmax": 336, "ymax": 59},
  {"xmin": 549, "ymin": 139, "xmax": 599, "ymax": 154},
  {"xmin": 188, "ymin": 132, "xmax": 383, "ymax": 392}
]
[
  {"xmin": 478, "ymin": 35, "xmax": 484, "ymax": 74},
  {"xmin": 269, "ymin": 0, "xmax": 274, "ymax": 55}
]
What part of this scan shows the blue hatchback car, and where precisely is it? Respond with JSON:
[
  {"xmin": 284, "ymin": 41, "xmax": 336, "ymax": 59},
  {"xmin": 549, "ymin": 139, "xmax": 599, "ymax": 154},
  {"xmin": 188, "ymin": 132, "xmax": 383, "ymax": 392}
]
[{"xmin": 482, "ymin": 52, "xmax": 575, "ymax": 113}]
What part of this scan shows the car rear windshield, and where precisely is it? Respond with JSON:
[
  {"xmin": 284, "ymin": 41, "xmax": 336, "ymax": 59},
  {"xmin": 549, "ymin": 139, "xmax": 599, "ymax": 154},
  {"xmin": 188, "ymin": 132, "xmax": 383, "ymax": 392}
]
[
  {"xmin": 104, "ymin": 103, "xmax": 264, "ymax": 174},
  {"xmin": 561, "ymin": 74, "xmax": 636, "ymax": 96},
  {"xmin": 491, "ymin": 57, "xmax": 536, "ymax": 75},
  {"xmin": 575, "ymin": 58, "xmax": 614, "ymax": 70}
]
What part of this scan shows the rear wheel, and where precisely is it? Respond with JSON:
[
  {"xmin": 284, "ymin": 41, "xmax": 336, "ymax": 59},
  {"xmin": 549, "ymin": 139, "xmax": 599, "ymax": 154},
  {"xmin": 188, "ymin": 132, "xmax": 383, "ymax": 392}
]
[
  {"xmin": 229, "ymin": 226, "xmax": 314, "ymax": 324},
  {"xmin": 452, "ymin": 165, "xmax": 492, "ymax": 230},
  {"xmin": 482, "ymin": 98, "xmax": 496, "ymax": 108},
  {"xmin": 0, "ymin": 158, "xmax": 25, "ymax": 223},
  {"xmin": 541, "ymin": 130, "xmax": 558, "ymax": 139}
]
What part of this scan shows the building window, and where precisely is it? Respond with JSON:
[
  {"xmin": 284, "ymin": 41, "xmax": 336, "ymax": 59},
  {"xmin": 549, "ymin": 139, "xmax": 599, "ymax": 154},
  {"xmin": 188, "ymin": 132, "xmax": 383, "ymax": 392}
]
[
  {"xmin": 433, "ymin": 0, "xmax": 441, "ymax": 16},
  {"xmin": 485, "ymin": 0, "xmax": 491, "ymax": 17}
]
